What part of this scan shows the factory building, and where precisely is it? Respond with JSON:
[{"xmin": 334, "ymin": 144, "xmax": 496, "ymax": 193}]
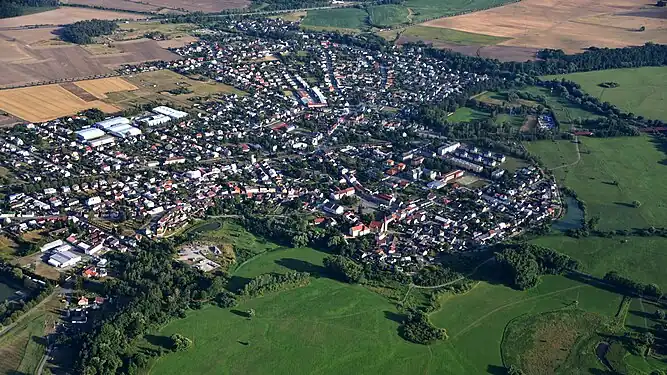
[
  {"xmin": 94, "ymin": 117, "xmax": 131, "ymax": 130},
  {"xmin": 137, "ymin": 114, "xmax": 171, "ymax": 126},
  {"xmin": 108, "ymin": 123, "xmax": 142, "ymax": 138},
  {"xmin": 153, "ymin": 106, "xmax": 188, "ymax": 119},
  {"xmin": 76, "ymin": 128, "xmax": 106, "ymax": 141}
]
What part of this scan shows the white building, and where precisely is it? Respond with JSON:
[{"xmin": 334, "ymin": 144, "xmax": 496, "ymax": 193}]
[
  {"xmin": 108, "ymin": 124, "xmax": 142, "ymax": 138},
  {"xmin": 48, "ymin": 250, "xmax": 81, "ymax": 268},
  {"xmin": 88, "ymin": 135, "xmax": 116, "ymax": 148},
  {"xmin": 137, "ymin": 114, "xmax": 171, "ymax": 126},
  {"xmin": 437, "ymin": 142, "xmax": 461, "ymax": 156},
  {"xmin": 87, "ymin": 196, "xmax": 102, "ymax": 206},
  {"xmin": 76, "ymin": 128, "xmax": 106, "ymax": 141},
  {"xmin": 185, "ymin": 170, "xmax": 202, "ymax": 179},
  {"xmin": 153, "ymin": 106, "xmax": 188, "ymax": 119},
  {"xmin": 95, "ymin": 117, "xmax": 131, "ymax": 130},
  {"xmin": 41, "ymin": 239, "xmax": 64, "ymax": 252}
]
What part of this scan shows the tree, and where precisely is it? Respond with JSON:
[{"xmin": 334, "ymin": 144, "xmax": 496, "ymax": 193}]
[
  {"xmin": 12, "ymin": 268, "xmax": 22, "ymax": 280},
  {"xmin": 247, "ymin": 309, "xmax": 255, "ymax": 318},
  {"xmin": 658, "ymin": 0, "xmax": 666, "ymax": 7},
  {"xmin": 323, "ymin": 255, "xmax": 364, "ymax": 283},
  {"xmin": 639, "ymin": 25, "xmax": 646, "ymax": 32},
  {"xmin": 169, "ymin": 334, "xmax": 192, "ymax": 351},
  {"xmin": 507, "ymin": 91, "xmax": 519, "ymax": 103},
  {"xmin": 655, "ymin": 310, "xmax": 665, "ymax": 320},
  {"xmin": 507, "ymin": 365, "xmax": 525, "ymax": 375},
  {"xmin": 632, "ymin": 200, "xmax": 642, "ymax": 208}
]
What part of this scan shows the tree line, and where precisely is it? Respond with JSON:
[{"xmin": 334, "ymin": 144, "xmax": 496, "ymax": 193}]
[
  {"xmin": 239, "ymin": 271, "xmax": 310, "ymax": 297},
  {"xmin": 0, "ymin": 0, "xmax": 57, "ymax": 19},
  {"xmin": 494, "ymin": 244, "xmax": 580, "ymax": 290},
  {"xmin": 61, "ymin": 19, "xmax": 119, "ymax": 44}
]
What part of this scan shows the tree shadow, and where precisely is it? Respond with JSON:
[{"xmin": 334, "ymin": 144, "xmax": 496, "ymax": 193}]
[
  {"xmin": 31, "ymin": 335, "xmax": 47, "ymax": 346},
  {"xmin": 5, "ymin": 371, "xmax": 28, "ymax": 375},
  {"xmin": 226, "ymin": 275, "xmax": 252, "ymax": 293},
  {"xmin": 613, "ymin": 201, "xmax": 635, "ymax": 208},
  {"xmin": 383, "ymin": 310, "xmax": 406, "ymax": 324},
  {"xmin": 486, "ymin": 365, "xmax": 508, "ymax": 375},
  {"xmin": 588, "ymin": 369, "xmax": 616, "ymax": 375},
  {"xmin": 628, "ymin": 309, "xmax": 656, "ymax": 321},
  {"xmin": 230, "ymin": 309, "xmax": 250, "ymax": 318},
  {"xmin": 144, "ymin": 334, "xmax": 172, "ymax": 349},
  {"xmin": 564, "ymin": 272, "xmax": 626, "ymax": 296},
  {"xmin": 275, "ymin": 258, "xmax": 327, "ymax": 277}
]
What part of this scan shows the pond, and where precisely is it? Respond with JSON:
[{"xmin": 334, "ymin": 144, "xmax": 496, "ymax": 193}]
[
  {"xmin": 596, "ymin": 342, "xmax": 613, "ymax": 370},
  {"xmin": 552, "ymin": 196, "xmax": 584, "ymax": 232}
]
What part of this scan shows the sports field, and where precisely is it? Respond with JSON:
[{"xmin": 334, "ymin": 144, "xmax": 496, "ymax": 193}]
[
  {"xmin": 142, "ymin": 222, "xmax": 624, "ymax": 375},
  {"xmin": 534, "ymin": 235, "xmax": 667, "ymax": 290},
  {"xmin": 544, "ymin": 66, "xmax": 667, "ymax": 122},
  {"xmin": 525, "ymin": 136, "xmax": 667, "ymax": 230},
  {"xmin": 0, "ymin": 84, "xmax": 119, "ymax": 122},
  {"xmin": 446, "ymin": 107, "xmax": 490, "ymax": 122}
]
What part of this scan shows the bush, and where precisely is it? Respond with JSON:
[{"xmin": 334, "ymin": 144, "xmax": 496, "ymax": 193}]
[
  {"xmin": 400, "ymin": 309, "xmax": 446, "ymax": 345},
  {"xmin": 169, "ymin": 334, "xmax": 192, "ymax": 351},
  {"xmin": 323, "ymin": 255, "xmax": 364, "ymax": 283},
  {"xmin": 240, "ymin": 271, "xmax": 310, "ymax": 297}
]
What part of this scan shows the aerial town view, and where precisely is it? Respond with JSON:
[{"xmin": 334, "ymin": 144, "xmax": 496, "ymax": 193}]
[{"xmin": 0, "ymin": 0, "xmax": 666, "ymax": 374}]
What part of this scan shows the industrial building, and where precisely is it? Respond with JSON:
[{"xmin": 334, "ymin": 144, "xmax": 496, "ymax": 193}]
[
  {"xmin": 94, "ymin": 117, "xmax": 131, "ymax": 130},
  {"xmin": 153, "ymin": 106, "xmax": 188, "ymax": 119},
  {"xmin": 137, "ymin": 114, "xmax": 171, "ymax": 126},
  {"xmin": 108, "ymin": 123, "xmax": 142, "ymax": 138},
  {"xmin": 48, "ymin": 250, "xmax": 82, "ymax": 268},
  {"xmin": 76, "ymin": 128, "xmax": 106, "ymax": 141},
  {"xmin": 88, "ymin": 135, "xmax": 116, "ymax": 148}
]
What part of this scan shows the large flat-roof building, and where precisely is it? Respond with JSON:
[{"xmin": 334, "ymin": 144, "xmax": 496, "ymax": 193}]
[
  {"xmin": 137, "ymin": 114, "xmax": 171, "ymax": 127},
  {"xmin": 108, "ymin": 124, "xmax": 142, "ymax": 138},
  {"xmin": 94, "ymin": 117, "xmax": 131, "ymax": 130},
  {"xmin": 153, "ymin": 106, "xmax": 188, "ymax": 119},
  {"xmin": 76, "ymin": 128, "xmax": 106, "ymax": 141},
  {"xmin": 48, "ymin": 250, "xmax": 81, "ymax": 268}
]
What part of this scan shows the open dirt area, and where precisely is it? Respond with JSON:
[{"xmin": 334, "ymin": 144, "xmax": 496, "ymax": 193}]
[
  {"xmin": 74, "ymin": 77, "xmax": 138, "ymax": 99},
  {"xmin": 0, "ymin": 84, "xmax": 120, "ymax": 122},
  {"xmin": 422, "ymin": 0, "xmax": 667, "ymax": 53},
  {"xmin": 0, "ymin": 8, "xmax": 144, "ymax": 28},
  {"xmin": 396, "ymin": 34, "xmax": 539, "ymax": 61}
]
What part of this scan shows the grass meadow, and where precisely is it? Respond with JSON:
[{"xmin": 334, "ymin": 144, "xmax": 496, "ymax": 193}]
[
  {"xmin": 447, "ymin": 107, "xmax": 490, "ymax": 122},
  {"xmin": 140, "ymin": 222, "xmax": 627, "ymax": 375},
  {"xmin": 522, "ymin": 86, "xmax": 601, "ymax": 130},
  {"xmin": 544, "ymin": 66, "xmax": 667, "ymax": 122},
  {"xmin": 301, "ymin": 8, "xmax": 369, "ymax": 32},
  {"xmin": 399, "ymin": 25, "xmax": 508, "ymax": 45},
  {"xmin": 403, "ymin": 0, "xmax": 515, "ymax": 22},
  {"xmin": 367, "ymin": 4, "xmax": 410, "ymax": 28},
  {"xmin": 533, "ymin": 235, "xmax": 667, "ymax": 290},
  {"xmin": 525, "ymin": 136, "xmax": 667, "ymax": 230}
]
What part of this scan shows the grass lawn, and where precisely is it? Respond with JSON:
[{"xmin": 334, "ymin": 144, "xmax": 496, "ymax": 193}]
[
  {"xmin": 429, "ymin": 275, "xmax": 622, "ymax": 374},
  {"xmin": 522, "ymin": 86, "xmax": 600, "ymax": 130},
  {"xmin": 301, "ymin": 8, "xmax": 369, "ymax": 31},
  {"xmin": 525, "ymin": 136, "xmax": 667, "ymax": 230},
  {"xmin": 140, "ymin": 221, "xmax": 625, "ymax": 375},
  {"xmin": 544, "ymin": 66, "xmax": 667, "ymax": 122},
  {"xmin": 494, "ymin": 113, "xmax": 525, "ymax": 128},
  {"xmin": 404, "ymin": 0, "xmax": 516, "ymax": 22},
  {"xmin": 400, "ymin": 25, "xmax": 508, "ymax": 46},
  {"xmin": 367, "ymin": 4, "xmax": 410, "ymax": 28},
  {"xmin": 0, "ymin": 235, "xmax": 20, "ymax": 260},
  {"xmin": 0, "ymin": 292, "xmax": 60, "ymax": 375},
  {"xmin": 447, "ymin": 107, "xmax": 490, "ymax": 122},
  {"xmin": 533, "ymin": 235, "xmax": 667, "ymax": 290}
]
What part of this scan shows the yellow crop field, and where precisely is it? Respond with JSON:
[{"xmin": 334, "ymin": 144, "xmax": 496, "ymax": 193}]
[
  {"xmin": 74, "ymin": 77, "xmax": 138, "ymax": 99},
  {"xmin": 0, "ymin": 84, "xmax": 119, "ymax": 123}
]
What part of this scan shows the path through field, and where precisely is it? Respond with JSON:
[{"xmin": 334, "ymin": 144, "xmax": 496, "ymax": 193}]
[{"xmin": 549, "ymin": 136, "xmax": 581, "ymax": 171}]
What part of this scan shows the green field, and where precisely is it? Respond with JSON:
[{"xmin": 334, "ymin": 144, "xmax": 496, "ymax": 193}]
[
  {"xmin": 525, "ymin": 136, "xmax": 667, "ymax": 230},
  {"xmin": 447, "ymin": 107, "xmax": 490, "ymax": 122},
  {"xmin": 367, "ymin": 4, "xmax": 410, "ymax": 28},
  {"xmin": 404, "ymin": 0, "xmax": 516, "ymax": 22},
  {"xmin": 141, "ymin": 222, "xmax": 627, "ymax": 375},
  {"xmin": 544, "ymin": 66, "xmax": 667, "ymax": 122},
  {"xmin": 301, "ymin": 8, "xmax": 370, "ymax": 32},
  {"xmin": 522, "ymin": 86, "xmax": 600, "ymax": 130},
  {"xmin": 533, "ymin": 235, "xmax": 667, "ymax": 290},
  {"xmin": 398, "ymin": 25, "xmax": 508, "ymax": 45}
]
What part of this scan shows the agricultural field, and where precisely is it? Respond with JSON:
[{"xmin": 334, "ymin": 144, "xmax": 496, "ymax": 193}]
[
  {"xmin": 113, "ymin": 22, "xmax": 198, "ymax": 43},
  {"xmin": 113, "ymin": 69, "xmax": 244, "ymax": 109},
  {"xmin": 301, "ymin": 8, "xmax": 370, "ymax": 33},
  {"xmin": 525, "ymin": 136, "xmax": 667, "ymax": 231},
  {"xmin": 64, "ymin": 0, "xmax": 163, "ymax": 13},
  {"xmin": 73, "ymin": 77, "xmax": 138, "ymax": 99},
  {"xmin": 0, "ymin": 7, "xmax": 143, "ymax": 28},
  {"xmin": 137, "ymin": 221, "xmax": 626, "ymax": 375},
  {"xmin": 385, "ymin": 25, "xmax": 508, "ymax": 46},
  {"xmin": 533, "ymin": 235, "xmax": 667, "ymax": 290},
  {"xmin": 367, "ymin": 4, "xmax": 410, "ymax": 28},
  {"xmin": 0, "ymin": 292, "xmax": 60, "ymax": 375},
  {"xmin": 404, "ymin": 0, "xmax": 515, "ymax": 23},
  {"xmin": 63, "ymin": 0, "xmax": 249, "ymax": 13},
  {"xmin": 0, "ymin": 84, "xmax": 120, "ymax": 122},
  {"xmin": 544, "ymin": 66, "xmax": 667, "ymax": 122},
  {"xmin": 422, "ymin": 0, "xmax": 667, "ymax": 53}
]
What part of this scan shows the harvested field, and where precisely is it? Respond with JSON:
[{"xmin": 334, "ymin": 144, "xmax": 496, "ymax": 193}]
[
  {"xmin": 60, "ymin": 82, "xmax": 99, "ymax": 101},
  {"xmin": 422, "ymin": 0, "xmax": 667, "ymax": 53},
  {"xmin": 125, "ymin": 0, "xmax": 250, "ymax": 12},
  {"xmin": 0, "ymin": 8, "xmax": 144, "ymax": 28},
  {"xmin": 0, "ymin": 32, "xmax": 178, "ymax": 88},
  {"xmin": 74, "ymin": 77, "xmax": 138, "ymax": 99},
  {"xmin": 0, "ymin": 85, "xmax": 120, "ymax": 122},
  {"xmin": 396, "ymin": 35, "xmax": 538, "ymax": 61},
  {"xmin": 63, "ymin": 0, "xmax": 162, "ymax": 13},
  {"xmin": 157, "ymin": 36, "xmax": 198, "ymax": 48},
  {"xmin": 0, "ymin": 28, "xmax": 60, "ymax": 45}
]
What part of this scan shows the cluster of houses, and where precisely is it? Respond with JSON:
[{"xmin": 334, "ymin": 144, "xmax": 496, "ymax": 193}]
[{"xmin": 0, "ymin": 17, "xmax": 561, "ymax": 276}]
